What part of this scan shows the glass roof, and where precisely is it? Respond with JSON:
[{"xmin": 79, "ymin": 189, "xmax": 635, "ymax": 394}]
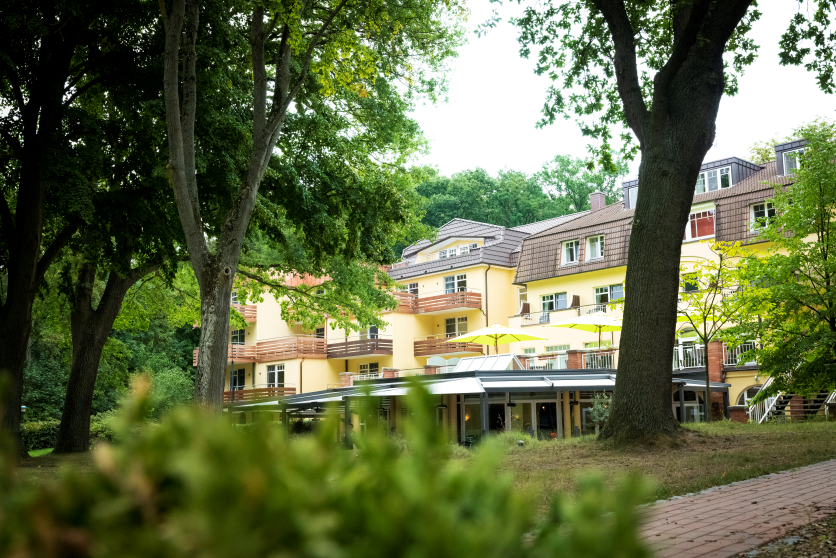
[{"xmin": 453, "ymin": 354, "xmax": 524, "ymax": 372}]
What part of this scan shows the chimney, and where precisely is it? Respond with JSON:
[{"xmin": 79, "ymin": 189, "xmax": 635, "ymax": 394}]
[{"xmin": 589, "ymin": 188, "xmax": 606, "ymax": 212}]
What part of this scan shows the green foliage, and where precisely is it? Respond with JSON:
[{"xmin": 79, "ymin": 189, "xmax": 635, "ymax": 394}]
[
  {"xmin": 1, "ymin": 383, "xmax": 652, "ymax": 558},
  {"xmin": 507, "ymin": 1, "xmax": 762, "ymax": 165},
  {"xmin": 21, "ymin": 420, "xmax": 60, "ymax": 452},
  {"xmin": 749, "ymin": 135, "xmax": 794, "ymax": 165},
  {"xmin": 415, "ymin": 155, "xmax": 625, "ymax": 231},
  {"xmin": 729, "ymin": 119, "xmax": 836, "ymax": 397},
  {"xmin": 588, "ymin": 393, "xmax": 612, "ymax": 430},
  {"xmin": 780, "ymin": 2, "xmax": 836, "ymax": 93}
]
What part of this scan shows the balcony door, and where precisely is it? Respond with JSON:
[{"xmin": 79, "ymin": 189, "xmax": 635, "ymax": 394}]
[
  {"xmin": 230, "ymin": 368, "xmax": 245, "ymax": 391},
  {"xmin": 231, "ymin": 329, "xmax": 245, "ymax": 345},
  {"xmin": 359, "ymin": 326, "xmax": 379, "ymax": 340},
  {"xmin": 445, "ymin": 317, "xmax": 468, "ymax": 338}
]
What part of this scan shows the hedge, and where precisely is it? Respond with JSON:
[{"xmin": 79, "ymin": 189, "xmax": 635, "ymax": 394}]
[{"xmin": 22, "ymin": 415, "xmax": 117, "ymax": 452}]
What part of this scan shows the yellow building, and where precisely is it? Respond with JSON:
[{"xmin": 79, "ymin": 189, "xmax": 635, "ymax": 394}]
[{"xmin": 223, "ymin": 141, "xmax": 830, "ymax": 434}]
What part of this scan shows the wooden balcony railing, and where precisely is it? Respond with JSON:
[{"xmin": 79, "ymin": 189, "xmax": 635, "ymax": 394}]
[
  {"xmin": 257, "ymin": 336, "xmax": 327, "ymax": 361},
  {"xmin": 413, "ymin": 334, "xmax": 483, "ymax": 357},
  {"xmin": 193, "ymin": 336, "xmax": 326, "ymax": 365},
  {"xmin": 327, "ymin": 337, "xmax": 393, "ymax": 359},
  {"xmin": 193, "ymin": 343, "xmax": 258, "ymax": 366},
  {"xmin": 414, "ymin": 289, "xmax": 481, "ymax": 314},
  {"xmin": 231, "ymin": 303, "xmax": 257, "ymax": 322},
  {"xmin": 224, "ymin": 383, "xmax": 296, "ymax": 405}
]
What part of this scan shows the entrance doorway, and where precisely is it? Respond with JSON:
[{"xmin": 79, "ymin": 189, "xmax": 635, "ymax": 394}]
[
  {"xmin": 489, "ymin": 404, "xmax": 505, "ymax": 431},
  {"xmin": 537, "ymin": 402, "xmax": 558, "ymax": 439}
]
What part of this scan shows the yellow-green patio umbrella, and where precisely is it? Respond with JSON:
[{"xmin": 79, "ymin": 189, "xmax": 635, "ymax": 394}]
[
  {"xmin": 446, "ymin": 324, "xmax": 546, "ymax": 354},
  {"xmin": 548, "ymin": 311, "xmax": 623, "ymax": 348}
]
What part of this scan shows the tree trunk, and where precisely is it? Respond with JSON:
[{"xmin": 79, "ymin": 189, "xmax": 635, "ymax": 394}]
[
  {"xmin": 192, "ymin": 261, "xmax": 234, "ymax": 410},
  {"xmin": 704, "ymin": 341, "xmax": 712, "ymax": 422},
  {"xmin": 54, "ymin": 263, "xmax": 138, "ymax": 453}
]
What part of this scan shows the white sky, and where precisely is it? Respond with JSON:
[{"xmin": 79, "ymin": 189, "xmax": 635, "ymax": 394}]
[{"xmin": 409, "ymin": 0, "xmax": 833, "ymax": 181}]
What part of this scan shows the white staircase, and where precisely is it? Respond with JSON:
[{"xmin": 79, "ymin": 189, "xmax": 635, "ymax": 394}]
[{"xmin": 749, "ymin": 377, "xmax": 834, "ymax": 423}]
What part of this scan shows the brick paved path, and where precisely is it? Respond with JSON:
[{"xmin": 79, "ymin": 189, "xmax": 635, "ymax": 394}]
[{"xmin": 640, "ymin": 459, "xmax": 836, "ymax": 557}]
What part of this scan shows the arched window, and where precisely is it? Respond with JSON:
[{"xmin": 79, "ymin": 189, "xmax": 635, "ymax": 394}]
[{"xmin": 737, "ymin": 386, "xmax": 762, "ymax": 406}]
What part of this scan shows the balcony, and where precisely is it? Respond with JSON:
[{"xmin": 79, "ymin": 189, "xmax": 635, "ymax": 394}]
[
  {"xmin": 582, "ymin": 350, "xmax": 618, "ymax": 369},
  {"xmin": 723, "ymin": 341, "xmax": 757, "ymax": 366},
  {"xmin": 416, "ymin": 289, "xmax": 482, "ymax": 315},
  {"xmin": 520, "ymin": 311, "xmax": 554, "ymax": 326},
  {"xmin": 257, "ymin": 336, "xmax": 327, "ymax": 361},
  {"xmin": 231, "ymin": 302, "xmax": 257, "ymax": 322},
  {"xmin": 193, "ymin": 343, "xmax": 258, "ymax": 366},
  {"xmin": 225, "ymin": 383, "xmax": 296, "ymax": 406},
  {"xmin": 193, "ymin": 336, "xmax": 326, "ymax": 366},
  {"xmin": 327, "ymin": 335, "xmax": 394, "ymax": 359},
  {"xmin": 521, "ymin": 354, "xmax": 569, "ymax": 370},
  {"xmin": 673, "ymin": 344, "xmax": 705, "ymax": 370},
  {"xmin": 414, "ymin": 334, "xmax": 483, "ymax": 357}
]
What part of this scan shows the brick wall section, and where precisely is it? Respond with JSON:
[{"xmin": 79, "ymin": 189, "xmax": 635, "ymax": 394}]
[
  {"xmin": 728, "ymin": 405, "xmax": 748, "ymax": 423},
  {"xmin": 340, "ymin": 372, "xmax": 354, "ymax": 387},
  {"xmin": 789, "ymin": 395, "xmax": 805, "ymax": 420},
  {"xmin": 567, "ymin": 350, "xmax": 584, "ymax": 369},
  {"xmin": 707, "ymin": 341, "xmax": 724, "ymax": 382},
  {"xmin": 382, "ymin": 369, "xmax": 397, "ymax": 379},
  {"xmin": 590, "ymin": 191, "xmax": 606, "ymax": 212}
]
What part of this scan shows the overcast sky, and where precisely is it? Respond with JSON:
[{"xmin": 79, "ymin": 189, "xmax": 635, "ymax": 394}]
[{"xmin": 409, "ymin": 0, "xmax": 832, "ymax": 181}]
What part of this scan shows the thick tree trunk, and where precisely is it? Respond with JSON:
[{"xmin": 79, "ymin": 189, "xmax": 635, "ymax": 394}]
[
  {"xmin": 193, "ymin": 262, "xmax": 234, "ymax": 410},
  {"xmin": 54, "ymin": 264, "xmax": 138, "ymax": 453}
]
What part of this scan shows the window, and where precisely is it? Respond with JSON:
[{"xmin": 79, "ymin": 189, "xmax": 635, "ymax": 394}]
[
  {"xmin": 584, "ymin": 340, "xmax": 613, "ymax": 349},
  {"xmin": 683, "ymin": 208, "xmax": 715, "ymax": 241},
  {"xmin": 737, "ymin": 385, "xmax": 762, "ymax": 406},
  {"xmin": 231, "ymin": 329, "xmax": 245, "ymax": 345},
  {"xmin": 695, "ymin": 167, "xmax": 731, "ymax": 194},
  {"xmin": 518, "ymin": 286, "xmax": 527, "ymax": 305},
  {"xmin": 230, "ymin": 368, "xmax": 245, "ymax": 390},
  {"xmin": 545, "ymin": 344, "xmax": 569, "ymax": 353},
  {"xmin": 230, "ymin": 291, "xmax": 239, "ymax": 304},
  {"xmin": 316, "ymin": 288, "xmax": 325, "ymax": 296},
  {"xmin": 628, "ymin": 186, "xmax": 638, "ymax": 209},
  {"xmin": 438, "ymin": 249, "xmax": 449, "ymax": 260},
  {"xmin": 783, "ymin": 148, "xmax": 805, "ymax": 175},
  {"xmin": 587, "ymin": 235, "xmax": 604, "ymax": 260},
  {"xmin": 359, "ymin": 362, "xmax": 380, "ymax": 374},
  {"xmin": 523, "ymin": 348, "xmax": 536, "ymax": 355},
  {"xmin": 359, "ymin": 326, "xmax": 379, "ymax": 340},
  {"xmin": 682, "ymin": 274, "xmax": 699, "ymax": 293},
  {"xmin": 541, "ymin": 293, "xmax": 567, "ymax": 312},
  {"xmin": 458, "ymin": 243, "xmax": 478, "ymax": 256},
  {"xmin": 751, "ymin": 202, "xmax": 776, "ymax": 230},
  {"xmin": 594, "ymin": 284, "xmax": 623, "ymax": 305},
  {"xmin": 407, "ymin": 282, "xmax": 418, "ymax": 294},
  {"xmin": 562, "ymin": 240, "xmax": 580, "ymax": 265},
  {"xmin": 445, "ymin": 317, "xmax": 468, "ymax": 337},
  {"xmin": 266, "ymin": 364, "xmax": 285, "ymax": 387},
  {"xmin": 315, "ymin": 327, "xmax": 325, "ymax": 339},
  {"xmin": 444, "ymin": 274, "xmax": 467, "ymax": 294}
]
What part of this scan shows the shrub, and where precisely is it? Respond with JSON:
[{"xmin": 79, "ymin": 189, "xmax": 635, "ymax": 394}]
[
  {"xmin": 2, "ymin": 380, "xmax": 652, "ymax": 557},
  {"xmin": 21, "ymin": 419, "xmax": 60, "ymax": 452}
]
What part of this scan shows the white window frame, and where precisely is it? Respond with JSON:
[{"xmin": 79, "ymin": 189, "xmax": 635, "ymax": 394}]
[
  {"xmin": 517, "ymin": 286, "xmax": 527, "ymax": 306},
  {"xmin": 562, "ymin": 240, "xmax": 580, "ymax": 265},
  {"xmin": 359, "ymin": 325, "xmax": 379, "ymax": 340},
  {"xmin": 783, "ymin": 148, "xmax": 805, "ymax": 175},
  {"xmin": 522, "ymin": 347, "xmax": 536, "ymax": 355},
  {"xmin": 407, "ymin": 282, "xmax": 418, "ymax": 294},
  {"xmin": 545, "ymin": 344, "xmax": 570, "ymax": 353},
  {"xmin": 587, "ymin": 235, "xmax": 604, "ymax": 260},
  {"xmin": 458, "ymin": 242, "xmax": 478, "ymax": 256},
  {"xmin": 444, "ymin": 274, "xmax": 467, "ymax": 294},
  {"xmin": 683, "ymin": 207, "xmax": 716, "ymax": 242},
  {"xmin": 266, "ymin": 364, "xmax": 285, "ymax": 387},
  {"xmin": 695, "ymin": 166, "xmax": 732, "ymax": 194},
  {"xmin": 359, "ymin": 362, "xmax": 380, "ymax": 374},
  {"xmin": 750, "ymin": 202, "xmax": 776, "ymax": 232},
  {"xmin": 594, "ymin": 284, "xmax": 623, "ymax": 305},
  {"xmin": 315, "ymin": 327, "xmax": 325, "ymax": 339},
  {"xmin": 628, "ymin": 186, "xmax": 638, "ymax": 209},
  {"xmin": 231, "ymin": 329, "xmax": 245, "ymax": 345},
  {"xmin": 445, "ymin": 316, "xmax": 468, "ymax": 337},
  {"xmin": 230, "ymin": 290, "xmax": 239, "ymax": 304}
]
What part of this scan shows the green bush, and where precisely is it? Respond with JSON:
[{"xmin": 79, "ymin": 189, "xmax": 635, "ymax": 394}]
[
  {"xmin": 21, "ymin": 419, "xmax": 60, "ymax": 452},
  {"xmin": 2, "ymin": 381, "xmax": 652, "ymax": 557}
]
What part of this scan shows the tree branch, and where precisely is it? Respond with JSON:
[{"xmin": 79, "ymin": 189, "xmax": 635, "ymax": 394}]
[
  {"xmin": 588, "ymin": 0, "xmax": 649, "ymax": 143},
  {"xmin": 35, "ymin": 219, "xmax": 80, "ymax": 289}
]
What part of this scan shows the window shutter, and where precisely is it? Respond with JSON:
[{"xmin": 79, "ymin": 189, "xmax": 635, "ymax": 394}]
[
  {"xmin": 520, "ymin": 301, "xmax": 530, "ymax": 315},
  {"xmin": 571, "ymin": 294, "xmax": 580, "ymax": 307}
]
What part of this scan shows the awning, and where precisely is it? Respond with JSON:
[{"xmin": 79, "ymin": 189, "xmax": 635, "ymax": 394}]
[
  {"xmin": 369, "ymin": 377, "xmax": 485, "ymax": 397},
  {"xmin": 679, "ymin": 381, "xmax": 731, "ymax": 392},
  {"xmin": 481, "ymin": 377, "xmax": 617, "ymax": 391}
]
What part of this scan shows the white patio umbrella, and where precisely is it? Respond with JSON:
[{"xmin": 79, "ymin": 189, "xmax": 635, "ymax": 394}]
[
  {"xmin": 446, "ymin": 324, "xmax": 546, "ymax": 354},
  {"xmin": 548, "ymin": 312, "xmax": 623, "ymax": 348}
]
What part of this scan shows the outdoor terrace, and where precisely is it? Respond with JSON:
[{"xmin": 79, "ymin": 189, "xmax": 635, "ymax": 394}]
[
  {"xmin": 394, "ymin": 288, "xmax": 482, "ymax": 315},
  {"xmin": 413, "ymin": 334, "xmax": 484, "ymax": 357},
  {"xmin": 230, "ymin": 302, "xmax": 257, "ymax": 322},
  {"xmin": 224, "ymin": 383, "xmax": 296, "ymax": 406},
  {"xmin": 193, "ymin": 335, "xmax": 327, "ymax": 365}
]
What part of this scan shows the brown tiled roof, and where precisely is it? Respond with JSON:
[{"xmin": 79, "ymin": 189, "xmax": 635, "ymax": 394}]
[{"xmin": 514, "ymin": 160, "xmax": 792, "ymax": 285}]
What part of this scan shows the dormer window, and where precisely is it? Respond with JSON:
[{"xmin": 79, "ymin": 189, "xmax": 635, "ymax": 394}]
[
  {"xmin": 562, "ymin": 240, "xmax": 580, "ymax": 265},
  {"xmin": 458, "ymin": 243, "xmax": 478, "ymax": 256},
  {"xmin": 751, "ymin": 202, "xmax": 776, "ymax": 231},
  {"xmin": 783, "ymin": 148, "xmax": 805, "ymax": 175},
  {"xmin": 683, "ymin": 207, "xmax": 715, "ymax": 241},
  {"xmin": 587, "ymin": 235, "xmax": 604, "ymax": 260},
  {"xmin": 695, "ymin": 167, "xmax": 731, "ymax": 194}
]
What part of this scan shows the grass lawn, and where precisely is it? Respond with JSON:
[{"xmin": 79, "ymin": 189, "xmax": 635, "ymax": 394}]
[
  {"xmin": 493, "ymin": 420, "xmax": 836, "ymax": 512},
  {"xmin": 15, "ymin": 420, "xmax": 836, "ymax": 508},
  {"xmin": 28, "ymin": 448, "xmax": 54, "ymax": 457}
]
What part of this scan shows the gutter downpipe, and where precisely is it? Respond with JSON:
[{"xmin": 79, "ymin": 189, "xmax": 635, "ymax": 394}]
[{"xmin": 484, "ymin": 264, "xmax": 491, "ymax": 353}]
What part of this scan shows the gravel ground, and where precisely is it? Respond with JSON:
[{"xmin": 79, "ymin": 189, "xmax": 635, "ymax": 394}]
[{"xmin": 743, "ymin": 514, "xmax": 836, "ymax": 557}]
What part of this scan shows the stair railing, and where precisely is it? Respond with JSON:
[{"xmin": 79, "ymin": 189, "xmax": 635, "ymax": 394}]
[{"xmin": 749, "ymin": 377, "xmax": 780, "ymax": 424}]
